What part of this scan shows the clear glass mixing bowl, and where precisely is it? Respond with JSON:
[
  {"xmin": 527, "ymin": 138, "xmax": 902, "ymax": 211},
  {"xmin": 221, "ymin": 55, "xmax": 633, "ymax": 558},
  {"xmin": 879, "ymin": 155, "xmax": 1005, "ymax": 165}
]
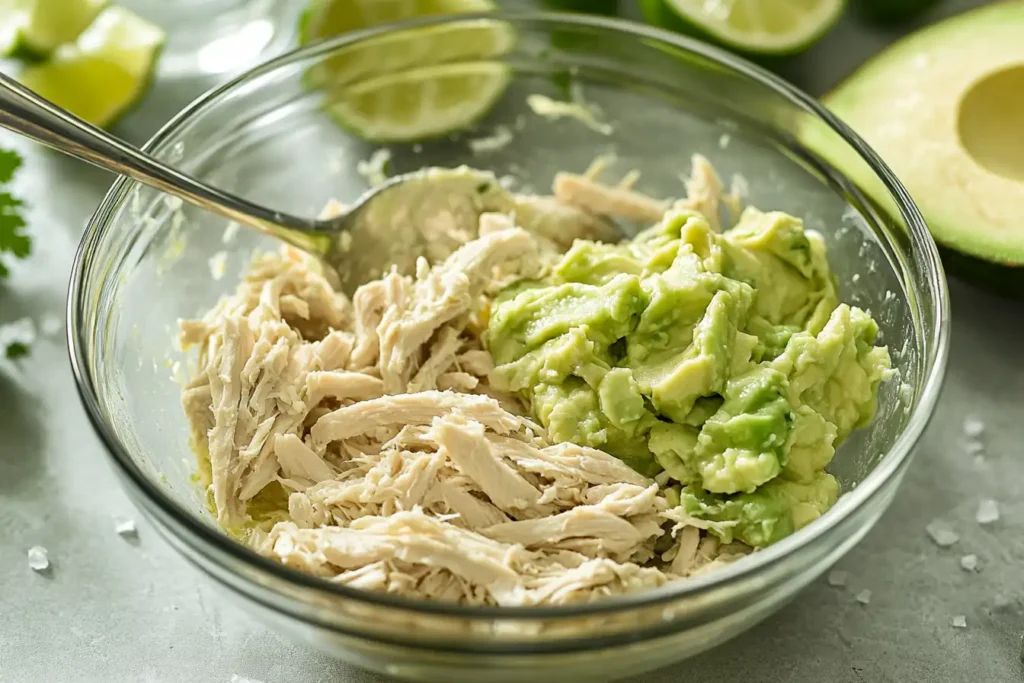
[{"xmin": 68, "ymin": 13, "xmax": 949, "ymax": 683}]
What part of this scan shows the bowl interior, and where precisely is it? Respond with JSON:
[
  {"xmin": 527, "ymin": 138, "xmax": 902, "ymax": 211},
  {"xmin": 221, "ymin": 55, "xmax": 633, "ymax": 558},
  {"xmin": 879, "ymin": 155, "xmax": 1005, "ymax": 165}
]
[{"xmin": 78, "ymin": 16, "xmax": 935, "ymax": 576}]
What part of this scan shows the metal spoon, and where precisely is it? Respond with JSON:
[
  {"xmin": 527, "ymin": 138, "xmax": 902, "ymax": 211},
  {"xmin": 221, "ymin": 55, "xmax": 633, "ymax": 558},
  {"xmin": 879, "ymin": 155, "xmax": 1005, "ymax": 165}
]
[{"xmin": 0, "ymin": 72, "xmax": 510, "ymax": 295}]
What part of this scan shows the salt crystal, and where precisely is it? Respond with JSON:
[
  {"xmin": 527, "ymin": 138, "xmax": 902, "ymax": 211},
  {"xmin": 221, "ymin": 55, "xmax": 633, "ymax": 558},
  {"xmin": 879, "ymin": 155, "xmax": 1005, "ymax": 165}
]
[
  {"xmin": 951, "ymin": 615, "xmax": 967, "ymax": 628},
  {"xmin": 40, "ymin": 316, "xmax": 62, "ymax": 337},
  {"xmin": 208, "ymin": 252, "xmax": 227, "ymax": 281},
  {"xmin": 960, "ymin": 554, "xmax": 978, "ymax": 571},
  {"xmin": 965, "ymin": 440, "xmax": 985, "ymax": 456},
  {"xmin": 718, "ymin": 133, "xmax": 731, "ymax": 149},
  {"xmin": 222, "ymin": 222, "xmax": 240, "ymax": 244},
  {"xmin": 856, "ymin": 589, "xmax": 872, "ymax": 605},
  {"xmin": 115, "ymin": 518, "xmax": 138, "ymax": 538},
  {"xmin": 27, "ymin": 546, "xmax": 49, "ymax": 572},
  {"xmin": 827, "ymin": 570, "xmax": 847, "ymax": 587},
  {"xmin": 963, "ymin": 417, "xmax": 985, "ymax": 438},
  {"xmin": 976, "ymin": 499, "xmax": 999, "ymax": 525},
  {"xmin": 926, "ymin": 520, "xmax": 959, "ymax": 547}
]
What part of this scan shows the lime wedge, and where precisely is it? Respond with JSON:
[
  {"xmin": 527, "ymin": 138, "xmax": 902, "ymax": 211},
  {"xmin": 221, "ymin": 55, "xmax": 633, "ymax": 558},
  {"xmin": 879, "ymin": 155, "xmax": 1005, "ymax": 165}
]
[
  {"xmin": 19, "ymin": 7, "xmax": 165, "ymax": 128},
  {"xmin": 327, "ymin": 62, "xmax": 510, "ymax": 142},
  {"xmin": 0, "ymin": 0, "xmax": 108, "ymax": 58},
  {"xmin": 299, "ymin": 0, "xmax": 514, "ymax": 141},
  {"xmin": 641, "ymin": 0, "xmax": 845, "ymax": 55}
]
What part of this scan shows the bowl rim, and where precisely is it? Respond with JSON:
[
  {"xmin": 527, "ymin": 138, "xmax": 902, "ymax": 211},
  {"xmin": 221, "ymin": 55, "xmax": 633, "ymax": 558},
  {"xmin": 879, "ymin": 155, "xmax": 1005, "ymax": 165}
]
[{"xmin": 67, "ymin": 10, "xmax": 950, "ymax": 622}]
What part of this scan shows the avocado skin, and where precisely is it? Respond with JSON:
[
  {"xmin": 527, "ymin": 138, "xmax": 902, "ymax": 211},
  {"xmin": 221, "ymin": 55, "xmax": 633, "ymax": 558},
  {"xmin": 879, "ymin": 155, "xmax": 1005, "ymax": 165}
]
[{"xmin": 940, "ymin": 246, "xmax": 1024, "ymax": 301}]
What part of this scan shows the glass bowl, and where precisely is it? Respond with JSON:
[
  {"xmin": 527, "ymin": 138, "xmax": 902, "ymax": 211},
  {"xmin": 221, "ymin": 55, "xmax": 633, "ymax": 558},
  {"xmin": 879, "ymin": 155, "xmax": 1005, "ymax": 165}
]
[{"xmin": 68, "ymin": 12, "xmax": 949, "ymax": 683}]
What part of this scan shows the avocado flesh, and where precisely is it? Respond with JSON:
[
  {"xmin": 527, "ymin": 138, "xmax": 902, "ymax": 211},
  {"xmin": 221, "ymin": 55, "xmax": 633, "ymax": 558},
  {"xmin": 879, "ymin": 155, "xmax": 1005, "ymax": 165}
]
[{"xmin": 810, "ymin": 1, "xmax": 1024, "ymax": 294}]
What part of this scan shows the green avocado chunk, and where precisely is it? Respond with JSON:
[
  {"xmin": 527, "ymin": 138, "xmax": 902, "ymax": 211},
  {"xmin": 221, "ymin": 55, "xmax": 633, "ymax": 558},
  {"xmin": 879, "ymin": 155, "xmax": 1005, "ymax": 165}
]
[
  {"xmin": 679, "ymin": 471, "xmax": 840, "ymax": 547},
  {"xmin": 486, "ymin": 201, "xmax": 892, "ymax": 548}
]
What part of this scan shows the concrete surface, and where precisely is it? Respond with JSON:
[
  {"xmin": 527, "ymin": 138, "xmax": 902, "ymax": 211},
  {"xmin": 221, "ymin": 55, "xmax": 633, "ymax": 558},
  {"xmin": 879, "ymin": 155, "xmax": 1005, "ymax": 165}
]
[{"xmin": 1, "ymin": 1, "xmax": 1022, "ymax": 681}]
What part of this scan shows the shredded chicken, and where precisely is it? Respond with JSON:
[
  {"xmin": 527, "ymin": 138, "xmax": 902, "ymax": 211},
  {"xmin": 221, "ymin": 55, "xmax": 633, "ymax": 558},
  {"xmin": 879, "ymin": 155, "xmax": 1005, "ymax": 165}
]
[{"xmin": 180, "ymin": 167, "xmax": 745, "ymax": 606}]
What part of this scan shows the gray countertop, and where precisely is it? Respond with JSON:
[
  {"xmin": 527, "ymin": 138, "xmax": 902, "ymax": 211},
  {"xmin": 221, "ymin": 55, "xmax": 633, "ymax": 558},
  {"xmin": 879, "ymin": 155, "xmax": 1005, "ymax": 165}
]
[{"xmin": 2, "ymin": 2, "xmax": 1022, "ymax": 682}]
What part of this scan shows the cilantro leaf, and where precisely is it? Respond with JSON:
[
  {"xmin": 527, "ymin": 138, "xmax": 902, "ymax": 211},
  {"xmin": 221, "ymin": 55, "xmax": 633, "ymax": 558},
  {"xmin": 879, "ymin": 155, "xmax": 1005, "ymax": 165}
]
[
  {"xmin": 5, "ymin": 341, "xmax": 29, "ymax": 359},
  {"xmin": 0, "ymin": 149, "xmax": 27, "ymax": 281}
]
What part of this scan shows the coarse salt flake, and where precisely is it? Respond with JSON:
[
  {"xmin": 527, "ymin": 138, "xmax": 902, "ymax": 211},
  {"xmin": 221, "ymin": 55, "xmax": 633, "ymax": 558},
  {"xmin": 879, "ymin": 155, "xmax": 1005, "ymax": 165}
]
[
  {"xmin": 856, "ymin": 589, "xmax": 872, "ymax": 605},
  {"xmin": 115, "ymin": 518, "xmax": 138, "ymax": 538},
  {"xmin": 963, "ymin": 417, "xmax": 984, "ymax": 438},
  {"xmin": 827, "ymin": 570, "xmax": 847, "ymax": 587},
  {"xmin": 960, "ymin": 554, "xmax": 978, "ymax": 572},
  {"xmin": 27, "ymin": 546, "xmax": 49, "ymax": 572},
  {"xmin": 976, "ymin": 499, "xmax": 999, "ymax": 525},
  {"xmin": 951, "ymin": 615, "xmax": 967, "ymax": 629},
  {"xmin": 926, "ymin": 520, "xmax": 959, "ymax": 547}
]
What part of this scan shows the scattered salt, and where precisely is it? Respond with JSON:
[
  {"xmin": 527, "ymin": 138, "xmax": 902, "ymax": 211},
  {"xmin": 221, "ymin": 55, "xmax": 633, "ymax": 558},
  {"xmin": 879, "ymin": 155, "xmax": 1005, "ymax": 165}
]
[
  {"xmin": 965, "ymin": 440, "xmax": 985, "ymax": 456},
  {"xmin": 856, "ymin": 589, "xmax": 872, "ymax": 605},
  {"xmin": 827, "ymin": 570, "xmax": 847, "ymax": 587},
  {"xmin": 926, "ymin": 520, "xmax": 959, "ymax": 547},
  {"xmin": 208, "ymin": 251, "xmax": 227, "ymax": 281},
  {"xmin": 27, "ymin": 546, "xmax": 49, "ymax": 572},
  {"xmin": 976, "ymin": 499, "xmax": 999, "ymax": 525},
  {"xmin": 222, "ymin": 221, "xmax": 240, "ymax": 244},
  {"xmin": 718, "ymin": 133, "xmax": 731, "ymax": 149},
  {"xmin": 39, "ymin": 315, "xmax": 62, "ymax": 337},
  {"xmin": 963, "ymin": 416, "xmax": 984, "ymax": 438},
  {"xmin": 115, "ymin": 518, "xmax": 138, "ymax": 538},
  {"xmin": 960, "ymin": 554, "xmax": 978, "ymax": 572},
  {"xmin": 951, "ymin": 615, "xmax": 967, "ymax": 629}
]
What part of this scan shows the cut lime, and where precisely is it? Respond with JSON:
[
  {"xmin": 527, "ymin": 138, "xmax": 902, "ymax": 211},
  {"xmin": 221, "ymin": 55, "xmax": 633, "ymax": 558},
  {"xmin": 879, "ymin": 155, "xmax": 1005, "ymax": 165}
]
[
  {"xmin": 640, "ymin": 0, "xmax": 845, "ymax": 55},
  {"xmin": 327, "ymin": 61, "xmax": 510, "ymax": 142},
  {"xmin": 0, "ymin": 0, "xmax": 108, "ymax": 58},
  {"xmin": 299, "ymin": 0, "xmax": 514, "ymax": 141},
  {"xmin": 18, "ymin": 7, "xmax": 165, "ymax": 128}
]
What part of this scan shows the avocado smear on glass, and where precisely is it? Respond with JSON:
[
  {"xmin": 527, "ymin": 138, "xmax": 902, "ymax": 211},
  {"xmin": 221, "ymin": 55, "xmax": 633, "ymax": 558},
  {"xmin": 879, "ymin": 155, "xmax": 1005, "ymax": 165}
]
[{"xmin": 486, "ymin": 205, "xmax": 893, "ymax": 548}]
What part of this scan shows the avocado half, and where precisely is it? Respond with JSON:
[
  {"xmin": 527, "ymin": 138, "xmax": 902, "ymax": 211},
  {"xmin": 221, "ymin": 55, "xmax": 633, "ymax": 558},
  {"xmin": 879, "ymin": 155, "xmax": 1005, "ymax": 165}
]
[{"xmin": 815, "ymin": 1, "xmax": 1024, "ymax": 297}]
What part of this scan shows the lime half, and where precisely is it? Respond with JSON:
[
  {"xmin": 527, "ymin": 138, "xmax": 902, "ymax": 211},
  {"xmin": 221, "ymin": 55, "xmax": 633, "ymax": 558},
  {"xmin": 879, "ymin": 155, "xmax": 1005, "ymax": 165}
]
[
  {"xmin": 0, "ymin": 0, "xmax": 108, "ymax": 58},
  {"xmin": 19, "ymin": 7, "xmax": 165, "ymax": 128},
  {"xmin": 641, "ymin": 0, "xmax": 845, "ymax": 55},
  {"xmin": 300, "ymin": 0, "xmax": 514, "ymax": 141}
]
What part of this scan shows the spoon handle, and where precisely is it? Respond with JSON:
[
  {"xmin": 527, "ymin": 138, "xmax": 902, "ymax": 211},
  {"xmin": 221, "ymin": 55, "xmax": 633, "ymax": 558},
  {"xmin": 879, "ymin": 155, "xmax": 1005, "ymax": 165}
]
[{"xmin": 0, "ymin": 72, "xmax": 327, "ymax": 253}]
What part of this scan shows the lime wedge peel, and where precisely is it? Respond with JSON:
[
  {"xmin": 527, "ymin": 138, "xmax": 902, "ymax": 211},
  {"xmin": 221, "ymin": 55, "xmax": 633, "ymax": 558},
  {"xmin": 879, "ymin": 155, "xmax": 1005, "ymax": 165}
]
[
  {"xmin": 298, "ymin": 0, "xmax": 515, "ymax": 142},
  {"xmin": 0, "ymin": 0, "xmax": 109, "ymax": 58},
  {"xmin": 327, "ymin": 61, "xmax": 511, "ymax": 143},
  {"xmin": 18, "ymin": 6, "xmax": 165, "ymax": 128},
  {"xmin": 642, "ymin": 0, "xmax": 845, "ymax": 55}
]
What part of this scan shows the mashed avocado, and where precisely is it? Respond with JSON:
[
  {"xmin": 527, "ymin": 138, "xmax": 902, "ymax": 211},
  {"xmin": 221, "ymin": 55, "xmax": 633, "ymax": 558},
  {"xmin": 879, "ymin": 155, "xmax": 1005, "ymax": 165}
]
[{"xmin": 486, "ymin": 205, "xmax": 892, "ymax": 548}]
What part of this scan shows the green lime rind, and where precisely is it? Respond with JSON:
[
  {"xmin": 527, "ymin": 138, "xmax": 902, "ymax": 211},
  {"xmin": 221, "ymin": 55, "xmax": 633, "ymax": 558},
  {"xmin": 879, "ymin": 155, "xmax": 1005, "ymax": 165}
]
[{"xmin": 640, "ymin": 0, "xmax": 845, "ymax": 56}]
